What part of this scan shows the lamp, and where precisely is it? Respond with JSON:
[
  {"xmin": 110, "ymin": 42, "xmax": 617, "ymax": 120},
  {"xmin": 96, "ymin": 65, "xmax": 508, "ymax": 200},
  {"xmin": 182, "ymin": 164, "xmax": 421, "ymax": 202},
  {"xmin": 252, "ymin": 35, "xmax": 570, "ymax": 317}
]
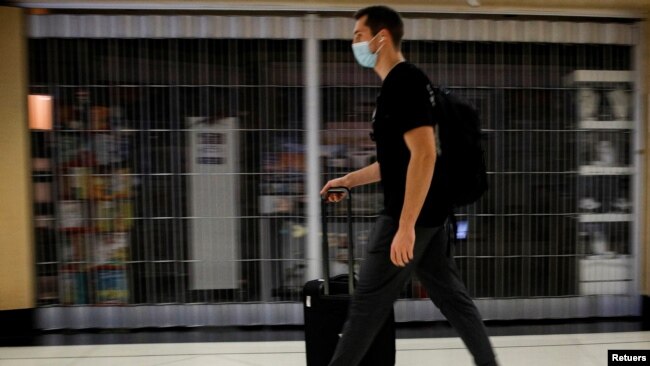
[{"xmin": 28, "ymin": 94, "xmax": 53, "ymax": 130}]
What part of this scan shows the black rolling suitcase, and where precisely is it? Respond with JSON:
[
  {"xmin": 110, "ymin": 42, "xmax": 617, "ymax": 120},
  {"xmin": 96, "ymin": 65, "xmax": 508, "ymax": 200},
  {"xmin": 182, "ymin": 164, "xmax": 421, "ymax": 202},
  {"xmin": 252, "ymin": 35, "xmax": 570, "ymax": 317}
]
[{"xmin": 303, "ymin": 187, "xmax": 396, "ymax": 366}]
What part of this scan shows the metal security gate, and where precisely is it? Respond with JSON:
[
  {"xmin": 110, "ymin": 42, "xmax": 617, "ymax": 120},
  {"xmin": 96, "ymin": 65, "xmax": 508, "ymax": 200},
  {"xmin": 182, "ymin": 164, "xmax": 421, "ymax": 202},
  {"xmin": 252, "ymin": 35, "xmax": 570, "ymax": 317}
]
[{"xmin": 28, "ymin": 13, "xmax": 644, "ymax": 328}]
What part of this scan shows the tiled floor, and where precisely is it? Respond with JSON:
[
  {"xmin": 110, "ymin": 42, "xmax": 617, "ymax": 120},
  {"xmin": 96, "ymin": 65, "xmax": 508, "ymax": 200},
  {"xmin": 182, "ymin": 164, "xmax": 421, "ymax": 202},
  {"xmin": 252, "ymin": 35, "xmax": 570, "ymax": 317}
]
[{"xmin": 0, "ymin": 331, "xmax": 648, "ymax": 366}]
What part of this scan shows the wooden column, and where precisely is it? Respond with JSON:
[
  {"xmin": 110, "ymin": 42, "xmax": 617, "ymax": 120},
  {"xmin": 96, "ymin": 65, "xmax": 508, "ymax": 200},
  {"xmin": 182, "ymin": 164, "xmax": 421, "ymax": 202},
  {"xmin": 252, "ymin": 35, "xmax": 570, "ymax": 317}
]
[{"xmin": 0, "ymin": 6, "xmax": 34, "ymax": 315}]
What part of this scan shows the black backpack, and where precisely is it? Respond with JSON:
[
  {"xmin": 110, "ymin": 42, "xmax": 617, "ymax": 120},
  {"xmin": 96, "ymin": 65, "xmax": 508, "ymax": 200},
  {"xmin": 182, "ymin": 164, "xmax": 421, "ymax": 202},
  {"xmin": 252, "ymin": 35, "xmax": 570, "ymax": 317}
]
[{"xmin": 432, "ymin": 87, "xmax": 488, "ymax": 207}]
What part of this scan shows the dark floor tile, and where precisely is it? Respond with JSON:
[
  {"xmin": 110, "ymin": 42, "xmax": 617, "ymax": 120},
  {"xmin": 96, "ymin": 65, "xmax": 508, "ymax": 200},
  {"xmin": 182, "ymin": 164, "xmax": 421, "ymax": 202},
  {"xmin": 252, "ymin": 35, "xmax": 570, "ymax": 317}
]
[{"xmin": 0, "ymin": 317, "xmax": 645, "ymax": 347}]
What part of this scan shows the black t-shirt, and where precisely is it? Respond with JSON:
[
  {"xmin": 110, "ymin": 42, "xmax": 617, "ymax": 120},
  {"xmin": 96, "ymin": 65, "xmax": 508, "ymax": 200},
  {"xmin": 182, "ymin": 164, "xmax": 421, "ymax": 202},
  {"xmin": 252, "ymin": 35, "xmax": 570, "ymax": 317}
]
[{"xmin": 372, "ymin": 62, "xmax": 450, "ymax": 227}]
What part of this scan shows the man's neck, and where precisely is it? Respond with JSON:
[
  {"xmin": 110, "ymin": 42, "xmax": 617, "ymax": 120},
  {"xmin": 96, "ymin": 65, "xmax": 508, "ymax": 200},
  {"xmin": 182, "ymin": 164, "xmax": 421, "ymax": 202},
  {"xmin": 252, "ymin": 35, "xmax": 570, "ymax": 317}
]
[{"xmin": 375, "ymin": 50, "xmax": 406, "ymax": 81}]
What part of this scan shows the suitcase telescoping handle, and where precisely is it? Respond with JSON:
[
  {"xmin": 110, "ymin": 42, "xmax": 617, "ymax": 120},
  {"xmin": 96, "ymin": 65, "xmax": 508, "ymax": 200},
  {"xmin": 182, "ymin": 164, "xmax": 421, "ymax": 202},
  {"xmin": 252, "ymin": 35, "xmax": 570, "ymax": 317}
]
[{"xmin": 321, "ymin": 187, "xmax": 354, "ymax": 296}]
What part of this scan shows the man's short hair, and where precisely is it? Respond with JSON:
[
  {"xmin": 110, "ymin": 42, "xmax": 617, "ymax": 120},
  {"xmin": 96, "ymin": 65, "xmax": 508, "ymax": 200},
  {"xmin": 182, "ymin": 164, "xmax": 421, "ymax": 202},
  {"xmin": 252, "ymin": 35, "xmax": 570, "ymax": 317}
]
[{"xmin": 354, "ymin": 5, "xmax": 404, "ymax": 48}]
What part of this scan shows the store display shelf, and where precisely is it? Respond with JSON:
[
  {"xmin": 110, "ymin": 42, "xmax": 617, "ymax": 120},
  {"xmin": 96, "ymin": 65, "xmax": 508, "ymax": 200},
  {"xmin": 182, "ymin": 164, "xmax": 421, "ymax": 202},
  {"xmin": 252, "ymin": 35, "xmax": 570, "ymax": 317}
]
[
  {"xmin": 565, "ymin": 70, "xmax": 634, "ymax": 84},
  {"xmin": 578, "ymin": 165, "xmax": 634, "ymax": 176},
  {"xmin": 579, "ymin": 255, "xmax": 632, "ymax": 282},
  {"xmin": 578, "ymin": 120, "xmax": 633, "ymax": 130},
  {"xmin": 579, "ymin": 281, "xmax": 632, "ymax": 295},
  {"xmin": 578, "ymin": 213, "xmax": 632, "ymax": 223}
]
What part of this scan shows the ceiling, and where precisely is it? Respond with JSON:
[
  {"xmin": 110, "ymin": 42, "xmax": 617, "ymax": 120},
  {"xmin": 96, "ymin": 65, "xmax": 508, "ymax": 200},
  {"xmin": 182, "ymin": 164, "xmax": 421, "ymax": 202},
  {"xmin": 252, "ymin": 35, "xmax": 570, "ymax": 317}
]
[{"xmin": 8, "ymin": 0, "xmax": 650, "ymax": 18}]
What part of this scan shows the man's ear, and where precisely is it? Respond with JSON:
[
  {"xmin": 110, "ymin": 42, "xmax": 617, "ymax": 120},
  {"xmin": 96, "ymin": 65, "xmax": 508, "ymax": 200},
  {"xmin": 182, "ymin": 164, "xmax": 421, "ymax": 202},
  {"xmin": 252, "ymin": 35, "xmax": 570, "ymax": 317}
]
[{"xmin": 379, "ymin": 30, "xmax": 391, "ymax": 46}]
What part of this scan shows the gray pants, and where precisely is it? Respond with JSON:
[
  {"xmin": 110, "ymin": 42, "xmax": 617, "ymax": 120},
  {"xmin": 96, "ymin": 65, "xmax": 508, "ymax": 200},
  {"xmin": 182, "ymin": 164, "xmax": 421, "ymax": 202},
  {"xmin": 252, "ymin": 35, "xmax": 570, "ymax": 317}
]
[{"xmin": 328, "ymin": 215, "xmax": 498, "ymax": 366}]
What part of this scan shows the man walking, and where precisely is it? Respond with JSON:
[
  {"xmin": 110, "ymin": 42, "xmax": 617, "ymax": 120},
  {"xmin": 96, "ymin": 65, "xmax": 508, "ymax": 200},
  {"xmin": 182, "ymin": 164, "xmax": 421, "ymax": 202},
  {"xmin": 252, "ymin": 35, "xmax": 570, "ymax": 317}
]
[{"xmin": 320, "ymin": 6, "xmax": 498, "ymax": 366}]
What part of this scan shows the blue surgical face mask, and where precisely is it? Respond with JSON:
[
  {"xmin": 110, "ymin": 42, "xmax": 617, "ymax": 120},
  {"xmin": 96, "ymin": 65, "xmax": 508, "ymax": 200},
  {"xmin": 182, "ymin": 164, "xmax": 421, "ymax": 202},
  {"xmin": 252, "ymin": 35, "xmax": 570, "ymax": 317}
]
[{"xmin": 351, "ymin": 33, "xmax": 383, "ymax": 68}]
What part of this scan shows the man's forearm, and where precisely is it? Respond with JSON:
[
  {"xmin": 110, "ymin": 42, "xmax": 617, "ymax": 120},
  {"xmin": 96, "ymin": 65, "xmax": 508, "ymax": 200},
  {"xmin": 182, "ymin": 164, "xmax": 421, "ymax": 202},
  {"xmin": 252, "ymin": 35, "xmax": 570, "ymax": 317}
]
[
  {"xmin": 342, "ymin": 162, "xmax": 381, "ymax": 188},
  {"xmin": 399, "ymin": 154, "xmax": 435, "ymax": 228}
]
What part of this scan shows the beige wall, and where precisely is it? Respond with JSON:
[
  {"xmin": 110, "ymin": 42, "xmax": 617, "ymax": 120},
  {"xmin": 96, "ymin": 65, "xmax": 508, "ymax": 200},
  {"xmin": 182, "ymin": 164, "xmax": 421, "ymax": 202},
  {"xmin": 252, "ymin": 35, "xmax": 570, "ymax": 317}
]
[
  {"xmin": 13, "ymin": 0, "xmax": 650, "ymax": 14},
  {"xmin": 0, "ymin": 6, "xmax": 34, "ymax": 311}
]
